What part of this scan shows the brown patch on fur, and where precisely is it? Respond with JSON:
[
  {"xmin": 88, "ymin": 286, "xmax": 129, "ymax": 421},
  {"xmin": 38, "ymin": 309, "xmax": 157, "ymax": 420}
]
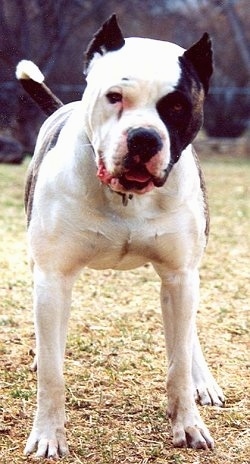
[
  {"xmin": 25, "ymin": 107, "xmax": 74, "ymax": 225},
  {"xmin": 167, "ymin": 397, "xmax": 180, "ymax": 422},
  {"xmin": 192, "ymin": 146, "xmax": 210, "ymax": 240}
]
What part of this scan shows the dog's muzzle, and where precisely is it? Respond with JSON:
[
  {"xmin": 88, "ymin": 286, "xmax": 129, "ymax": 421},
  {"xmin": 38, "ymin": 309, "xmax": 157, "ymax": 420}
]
[
  {"xmin": 126, "ymin": 127, "xmax": 163, "ymax": 162},
  {"xmin": 97, "ymin": 127, "xmax": 167, "ymax": 194}
]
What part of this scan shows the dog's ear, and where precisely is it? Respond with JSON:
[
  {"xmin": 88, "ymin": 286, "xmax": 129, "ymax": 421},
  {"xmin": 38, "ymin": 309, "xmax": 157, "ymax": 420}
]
[
  {"xmin": 182, "ymin": 33, "xmax": 213, "ymax": 94},
  {"xmin": 84, "ymin": 14, "xmax": 125, "ymax": 74}
]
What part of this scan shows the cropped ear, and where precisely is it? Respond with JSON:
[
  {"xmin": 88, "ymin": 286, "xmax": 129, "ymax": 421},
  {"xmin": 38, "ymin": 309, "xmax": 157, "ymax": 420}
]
[
  {"xmin": 84, "ymin": 14, "xmax": 125, "ymax": 74},
  {"xmin": 182, "ymin": 33, "xmax": 213, "ymax": 94}
]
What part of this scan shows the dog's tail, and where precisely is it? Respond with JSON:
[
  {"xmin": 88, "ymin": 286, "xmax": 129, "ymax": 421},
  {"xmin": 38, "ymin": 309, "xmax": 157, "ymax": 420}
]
[{"xmin": 16, "ymin": 60, "xmax": 63, "ymax": 116}]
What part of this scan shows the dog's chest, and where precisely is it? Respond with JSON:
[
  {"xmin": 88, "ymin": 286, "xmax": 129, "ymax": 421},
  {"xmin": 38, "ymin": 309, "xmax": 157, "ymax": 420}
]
[
  {"xmin": 83, "ymin": 217, "xmax": 160, "ymax": 270},
  {"xmin": 73, "ymin": 198, "xmax": 196, "ymax": 271}
]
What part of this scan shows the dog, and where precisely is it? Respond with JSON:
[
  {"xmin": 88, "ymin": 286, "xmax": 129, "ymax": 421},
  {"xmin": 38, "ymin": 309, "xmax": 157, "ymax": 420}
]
[{"xmin": 16, "ymin": 14, "xmax": 224, "ymax": 458}]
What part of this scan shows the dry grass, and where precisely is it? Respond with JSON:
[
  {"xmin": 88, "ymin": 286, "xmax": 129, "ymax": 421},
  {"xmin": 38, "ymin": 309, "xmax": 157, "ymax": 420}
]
[{"xmin": 0, "ymin": 156, "xmax": 249, "ymax": 463}]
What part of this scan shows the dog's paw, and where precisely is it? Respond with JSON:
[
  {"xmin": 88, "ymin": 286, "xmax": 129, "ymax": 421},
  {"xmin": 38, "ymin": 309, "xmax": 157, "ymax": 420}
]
[
  {"xmin": 24, "ymin": 428, "xmax": 69, "ymax": 458},
  {"xmin": 168, "ymin": 403, "xmax": 214, "ymax": 450},
  {"xmin": 194, "ymin": 380, "xmax": 224, "ymax": 407},
  {"xmin": 172, "ymin": 422, "xmax": 214, "ymax": 450},
  {"xmin": 192, "ymin": 367, "xmax": 225, "ymax": 407},
  {"xmin": 192, "ymin": 339, "xmax": 225, "ymax": 407}
]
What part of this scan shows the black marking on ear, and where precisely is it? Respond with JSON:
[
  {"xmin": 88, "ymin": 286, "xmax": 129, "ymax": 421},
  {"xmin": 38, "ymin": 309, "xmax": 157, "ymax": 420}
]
[
  {"xmin": 181, "ymin": 33, "xmax": 213, "ymax": 94},
  {"xmin": 84, "ymin": 14, "xmax": 125, "ymax": 74}
]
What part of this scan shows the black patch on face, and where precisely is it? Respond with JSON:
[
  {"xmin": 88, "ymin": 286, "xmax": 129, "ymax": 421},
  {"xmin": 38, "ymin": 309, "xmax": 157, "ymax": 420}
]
[{"xmin": 157, "ymin": 59, "xmax": 204, "ymax": 165}]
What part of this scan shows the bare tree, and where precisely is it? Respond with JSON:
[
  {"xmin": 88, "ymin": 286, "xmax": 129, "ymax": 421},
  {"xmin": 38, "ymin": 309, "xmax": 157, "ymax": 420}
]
[
  {"xmin": 0, "ymin": 0, "xmax": 110, "ymax": 154},
  {"xmin": 223, "ymin": 0, "xmax": 250, "ymax": 74},
  {"xmin": 0, "ymin": 0, "xmax": 249, "ymax": 160}
]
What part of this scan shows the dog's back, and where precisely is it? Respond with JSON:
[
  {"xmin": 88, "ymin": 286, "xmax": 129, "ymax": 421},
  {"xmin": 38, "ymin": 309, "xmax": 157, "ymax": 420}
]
[{"xmin": 24, "ymin": 102, "xmax": 79, "ymax": 224}]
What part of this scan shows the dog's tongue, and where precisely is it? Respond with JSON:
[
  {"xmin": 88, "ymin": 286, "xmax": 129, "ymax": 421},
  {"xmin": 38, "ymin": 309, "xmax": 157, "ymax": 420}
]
[
  {"xmin": 124, "ymin": 171, "xmax": 151, "ymax": 183},
  {"xmin": 97, "ymin": 159, "xmax": 151, "ymax": 184}
]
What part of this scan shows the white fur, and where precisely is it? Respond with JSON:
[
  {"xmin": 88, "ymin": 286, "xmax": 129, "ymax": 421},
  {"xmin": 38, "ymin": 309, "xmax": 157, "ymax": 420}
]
[
  {"xmin": 24, "ymin": 38, "xmax": 224, "ymax": 458},
  {"xmin": 87, "ymin": 37, "xmax": 184, "ymax": 84},
  {"xmin": 15, "ymin": 59, "xmax": 44, "ymax": 83}
]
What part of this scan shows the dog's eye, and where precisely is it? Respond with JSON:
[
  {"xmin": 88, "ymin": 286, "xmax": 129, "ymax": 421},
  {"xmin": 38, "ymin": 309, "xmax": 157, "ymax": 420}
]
[
  {"xmin": 171, "ymin": 102, "xmax": 184, "ymax": 113},
  {"xmin": 106, "ymin": 92, "xmax": 122, "ymax": 104},
  {"xmin": 157, "ymin": 92, "xmax": 190, "ymax": 125}
]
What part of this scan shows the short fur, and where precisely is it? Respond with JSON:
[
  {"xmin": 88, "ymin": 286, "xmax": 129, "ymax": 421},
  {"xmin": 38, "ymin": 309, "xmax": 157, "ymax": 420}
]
[{"xmin": 17, "ymin": 15, "xmax": 224, "ymax": 459}]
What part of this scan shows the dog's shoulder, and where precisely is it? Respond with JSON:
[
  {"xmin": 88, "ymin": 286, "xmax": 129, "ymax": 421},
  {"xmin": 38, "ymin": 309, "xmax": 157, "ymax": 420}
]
[{"xmin": 25, "ymin": 102, "xmax": 79, "ymax": 225}]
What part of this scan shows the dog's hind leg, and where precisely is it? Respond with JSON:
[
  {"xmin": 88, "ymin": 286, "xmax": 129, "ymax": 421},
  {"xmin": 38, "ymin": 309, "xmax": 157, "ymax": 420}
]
[
  {"xmin": 192, "ymin": 329, "xmax": 224, "ymax": 407},
  {"xmin": 24, "ymin": 267, "xmax": 75, "ymax": 458}
]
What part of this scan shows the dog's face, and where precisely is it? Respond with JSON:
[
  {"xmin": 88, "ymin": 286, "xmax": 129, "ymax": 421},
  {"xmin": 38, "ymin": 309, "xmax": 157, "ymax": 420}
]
[{"xmin": 83, "ymin": 15, "xmax": 212, "ymax": 195}]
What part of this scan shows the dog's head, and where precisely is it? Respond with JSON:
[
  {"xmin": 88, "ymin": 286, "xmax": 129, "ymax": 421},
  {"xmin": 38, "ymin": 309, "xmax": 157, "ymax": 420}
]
[{"xmin": 82, "ymin": 15, "xmax": 213, "ymax": 195}]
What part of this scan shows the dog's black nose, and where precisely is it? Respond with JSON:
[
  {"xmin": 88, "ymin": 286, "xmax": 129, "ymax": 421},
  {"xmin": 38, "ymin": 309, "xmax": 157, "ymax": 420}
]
[{"xmin": 127, "ymin": 127, "xmax": 163, "ymax": 162}]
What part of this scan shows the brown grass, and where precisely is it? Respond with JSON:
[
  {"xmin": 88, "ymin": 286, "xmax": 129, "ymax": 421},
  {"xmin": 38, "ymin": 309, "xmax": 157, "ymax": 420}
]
[{"xmin": 0, "ymin": 156, "xmax": 249, "ymax": 463}]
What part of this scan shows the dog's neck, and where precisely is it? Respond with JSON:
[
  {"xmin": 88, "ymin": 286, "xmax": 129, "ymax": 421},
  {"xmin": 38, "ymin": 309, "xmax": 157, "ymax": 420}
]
[
  {"xmin": 121, "ymin": 193, "xmax": 133, "ymax": 206},
  {"xmin": 109, "ymin": 188, "xmax": 133, "ymax": 206}
]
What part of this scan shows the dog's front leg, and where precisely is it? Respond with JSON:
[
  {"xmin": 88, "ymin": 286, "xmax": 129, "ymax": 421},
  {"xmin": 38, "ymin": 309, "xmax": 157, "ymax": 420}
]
[
  {"xmin": 24, "ymin": 266, "xmax": 75, "ymax": 458},
  {"xmin": 155, "ymin": 266, "xmax": 214, "ymax": 450}
]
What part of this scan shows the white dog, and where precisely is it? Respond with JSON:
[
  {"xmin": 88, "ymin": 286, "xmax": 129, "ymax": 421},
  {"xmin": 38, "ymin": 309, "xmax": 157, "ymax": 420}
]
[{"xmin": 16, "ymin": 15, "xmax": 224, "ymax": 459}]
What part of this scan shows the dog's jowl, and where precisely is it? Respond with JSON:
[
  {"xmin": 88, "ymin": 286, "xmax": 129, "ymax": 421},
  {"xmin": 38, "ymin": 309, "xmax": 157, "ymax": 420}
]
[{"xmin": 16, "ymin": 15, "xmax": 224, "ymax": 458}]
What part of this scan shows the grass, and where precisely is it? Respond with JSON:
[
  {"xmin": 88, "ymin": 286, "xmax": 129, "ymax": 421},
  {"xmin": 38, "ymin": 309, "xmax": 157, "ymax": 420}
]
[{"xmin": 0, "ymin": 155, "xmax": 249, "ymax": 463}]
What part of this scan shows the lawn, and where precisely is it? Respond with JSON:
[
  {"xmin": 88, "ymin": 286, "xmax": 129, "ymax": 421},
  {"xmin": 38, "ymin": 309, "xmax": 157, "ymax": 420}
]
[{"xmin": 0, "ymin": 156, "xmax": 249, "ymax": 463}]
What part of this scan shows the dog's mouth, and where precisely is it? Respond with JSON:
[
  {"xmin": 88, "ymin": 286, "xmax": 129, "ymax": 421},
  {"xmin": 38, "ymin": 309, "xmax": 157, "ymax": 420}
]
[
  {"xmin": 97, "ymin": 158, "xmax": 165, "ymax": 194},
  {"xmin": 96, "ymin": 127, "xmax": 169, "ymax": 194},
  {"xmin": 119, "ymin": 163, "xmax": 153, "ymax": 190}
]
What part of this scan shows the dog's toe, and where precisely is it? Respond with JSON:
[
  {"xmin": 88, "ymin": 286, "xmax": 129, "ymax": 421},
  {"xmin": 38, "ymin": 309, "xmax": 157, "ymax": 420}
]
[
  {"xmin": 36, "ymin": 438, "xmax": 56, "ymax": 458},
  {"xmin": 24, "ymin": 430, "xmax": 40, "ymax": 456}
]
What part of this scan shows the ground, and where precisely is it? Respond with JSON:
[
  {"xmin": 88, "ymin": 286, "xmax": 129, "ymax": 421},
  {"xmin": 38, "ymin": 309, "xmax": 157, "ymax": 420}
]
[{"xmin": 0, "ymin": 155, "xmax": 249, "ymax": 463}]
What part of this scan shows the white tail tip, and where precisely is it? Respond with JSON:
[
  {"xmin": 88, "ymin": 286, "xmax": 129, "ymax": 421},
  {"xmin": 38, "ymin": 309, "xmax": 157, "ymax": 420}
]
[{"xmin": 15, "ymin": 60, "xmax": 44, "ymax": 83}]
